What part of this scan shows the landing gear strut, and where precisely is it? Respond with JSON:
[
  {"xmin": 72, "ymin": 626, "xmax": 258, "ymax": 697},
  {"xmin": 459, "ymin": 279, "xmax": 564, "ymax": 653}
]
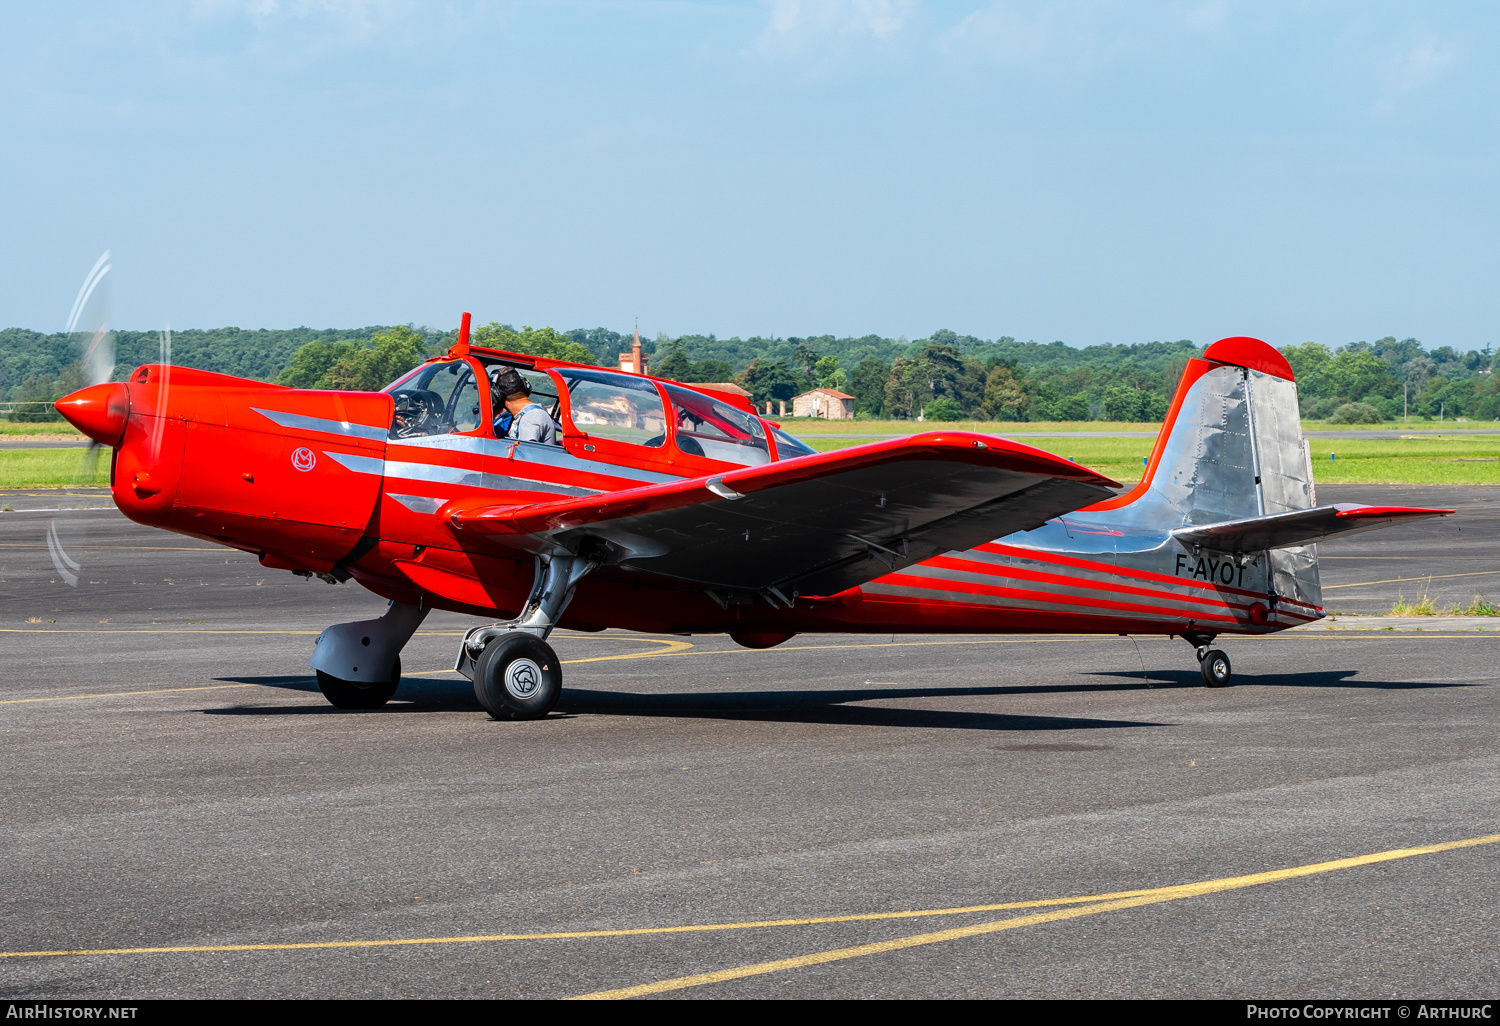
[
  {"xmin": 1182, "ymin": 632, "xmax": 1232, "ymax": 688},
  {"xmin": 456, "ymin": 552, "xmax": 599, "ymax": 720}
]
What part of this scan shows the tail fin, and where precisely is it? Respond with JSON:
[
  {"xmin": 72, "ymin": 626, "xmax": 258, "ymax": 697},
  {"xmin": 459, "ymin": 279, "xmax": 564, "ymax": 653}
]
[
  {"xmin": 1091, "ymin": 336, "xmax": 1323, "ymax": 612},
  {"xmin": 1066, "ymin": 337, "xmax": 1449, "ymax": 630},
  {"xmin": 1092, "ymin": 336, "xmax": 1313, "ymax": 525}
]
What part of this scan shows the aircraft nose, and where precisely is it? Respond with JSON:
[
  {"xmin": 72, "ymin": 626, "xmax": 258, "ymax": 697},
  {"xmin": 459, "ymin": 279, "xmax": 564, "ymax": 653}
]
[{"xmin": 55, "ymin": 382, "xmax": 130, "ymax": 447}]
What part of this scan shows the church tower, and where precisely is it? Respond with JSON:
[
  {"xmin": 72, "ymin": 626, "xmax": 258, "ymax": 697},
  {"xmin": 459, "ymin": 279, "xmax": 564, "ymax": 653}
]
[{"xmin": 618, "ymin": 324, "xmax": 648, "ymax": 375}]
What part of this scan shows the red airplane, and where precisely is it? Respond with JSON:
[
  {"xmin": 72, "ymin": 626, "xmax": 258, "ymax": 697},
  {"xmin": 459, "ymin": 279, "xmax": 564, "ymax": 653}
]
[{"xmin": 55, "ymin": 317, "xmax": 1450, "ymax": 719}]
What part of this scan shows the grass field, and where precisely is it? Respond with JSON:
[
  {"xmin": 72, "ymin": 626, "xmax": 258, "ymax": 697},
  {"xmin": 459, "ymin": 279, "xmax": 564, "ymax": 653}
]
[
  {"xmin": 4, "ymin": 414, "xmax": 1487, "ymax": 441},
  {"xmin": 5, "ymin": 429, "xmax": 1500, "ymax": 489},
  {"xmin": 1300, "ymin": 419, "xmax": 1500, "ymax": 432},
  {"xmin": 780, "ymin": 418, "xmax": 1162, "ymax": 434},
  {"xmin": 1306, "ymin": 436, "xmax": 1500, "ymax": 484},
  {"xmin": 0, "ymin": 421, "xmax": 85, "ymax": 440},
  {"xmin": 781, "ymin": 417, "xmax": 1500, "ymax": 435},
  {"xmin": 800, "ymin": 432, "xmax": 1500, "ymax": 486},
  {"xmin": 0, "ymin": 449, "xmax": 109, "ymax": 489}
]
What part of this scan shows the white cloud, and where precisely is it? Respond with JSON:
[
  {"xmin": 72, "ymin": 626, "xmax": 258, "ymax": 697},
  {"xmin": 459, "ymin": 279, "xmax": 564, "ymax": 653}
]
[
  {"xmin": 1186, "ymin": 0, "xmax": 1228, "ymax": 34},
  {"xmin": 1371, "ymin": 38, "xmax": 1456, "ymax": 116},
  {"xmin": 945, "ymin": 1, "xmax": 1241, "ymax": 68},
  {"xmin": 948, "ymin": 4, "xmax": 1053, "ymax": 64},
  {"xmin": 751, "ymin": 0, "xmax": 918, "ymax": 57},
  {"xmin": 188, "ymin": 0, "xmax": 412, "ymax": 43},
  {"xmin": 1391, "ymin": 40, "xmax": 1454, "ymax": 92}
]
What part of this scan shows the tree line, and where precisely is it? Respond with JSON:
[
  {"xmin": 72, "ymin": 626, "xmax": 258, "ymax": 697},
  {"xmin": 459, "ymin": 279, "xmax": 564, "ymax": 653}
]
[
  {"xmin": 1279, "ymin": 338, "xmax": 1497, "ymax": 422},
  {"xmin": 0, "ymin": 325, "xmax": 444, "ymax": 421},
  {"xmin": 3, "ymin": 321, "xmax": 1494, "ymax": 423}
]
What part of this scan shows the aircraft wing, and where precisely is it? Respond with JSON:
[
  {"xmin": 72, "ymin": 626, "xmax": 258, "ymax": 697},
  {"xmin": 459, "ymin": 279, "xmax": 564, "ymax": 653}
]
[
  {"xmin": 1172, "ymin": 503, "xmax": 1452, "ymax": 554},
  {"xmin": 444, "ymin": 431, "xmax": 1119, "ymax": 599}
]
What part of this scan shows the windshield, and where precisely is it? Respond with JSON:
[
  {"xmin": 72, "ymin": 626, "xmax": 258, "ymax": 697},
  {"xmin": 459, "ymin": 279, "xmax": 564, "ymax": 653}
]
[
  {"xmin": 385, "ymin": 359, "xmax": 483, "ymax": 438},
  {"xmin": 663, "ymin": 384, "xmax": 770, "ymax": 466},
  {"xmin": 770, "ymin": 426, "xmax": 817, "ymax": 459}
]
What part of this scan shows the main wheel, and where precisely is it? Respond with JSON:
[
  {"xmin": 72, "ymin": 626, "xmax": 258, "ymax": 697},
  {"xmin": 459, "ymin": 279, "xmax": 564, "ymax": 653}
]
[
  {"xmin": 317, "ymin": 655, "xmax": 401, "ymax": 709},
  {"xmin": 1199, "ymin": 648, "xmax": 1231, "ymax": 688},
  {"xmin": 474, "ymin": 633, "xmax": 561, "ymax": 721}
]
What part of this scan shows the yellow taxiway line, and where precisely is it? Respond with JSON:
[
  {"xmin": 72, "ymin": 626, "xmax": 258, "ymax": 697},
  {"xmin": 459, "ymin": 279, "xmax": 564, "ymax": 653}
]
[
  {"xmin": 0, "ymin": 543, "xmax": 220, "ymax": 551},
  {"xmin": 563, "ymin": 638, "xmax": 694, "ymax": 664},
  {"xmin": 1324, "ymin": 568, "xmax": 1500, "ymax": 590},
  {"xmin": 5, "ymin": 632, "xmax": 1498, "ymax": 704},
  {"xmin": 1, "ymin": 832, "xmax": 1494, "ymax": 984},
  {"xmin": 1268, "ymin": 634, "xmax": 1500, "ymax": 639},
  {"xmin": 0, "ymin": 683, "xmax": 261, "ymax": 705},
  {"xmin": 573, "ymin": 832, "xmax": 1500, "ymax": 999},
  {"xmin": 0, "ymin": 638, "xmax": 694, "ymax": 704},
  {"xmin": 411, "ymin": 636, "xmax": 1137, "ymax": 675},
  {"xmin": 0, "ymin": 628, "xmax": 648, "ymax": 636},
  {"xmin": 0, "ymin": 629, "xmax": 325, "ymax": 635},
  {"xmin": 416, "ymin": 633, "xmax": 1500, "ymax": 675}
]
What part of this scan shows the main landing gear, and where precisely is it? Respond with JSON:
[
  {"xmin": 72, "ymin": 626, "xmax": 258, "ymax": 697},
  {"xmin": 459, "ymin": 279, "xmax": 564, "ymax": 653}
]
[
  {"xmin": 472, "ymin": 633, "xmax": 562, "ymax": 720},
  {"xmin": 307, "ymin": 550, "xmax": 600, "ymax": 717},
  {"xmin": 455, "ymin": 552, "xmax": 599, "ymax": 720},
  {"xmin": 1182, "ymin": 632, "xmax": 1232, "ymax": 688}
]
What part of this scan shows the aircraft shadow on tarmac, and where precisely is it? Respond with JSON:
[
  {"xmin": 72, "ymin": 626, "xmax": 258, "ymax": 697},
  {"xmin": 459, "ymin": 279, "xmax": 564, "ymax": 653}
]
[
  {"xmin": 555, "ymin": 686, "xmax": 1161, "ymax": 732},
  {"xmin": 205, "ymin": 675, "xmax": 1164, "ymax": 731},
  {"xmin": 216, "ymin": 674, "xmax": 321, "ymax": 692},
  {"xmin": 204, "ymin": 665, "xmax": 1476, "ymax": 729},
  {"xmin": 1088, "ymin": 669, "xmax": 1478, "ymax": 690}
]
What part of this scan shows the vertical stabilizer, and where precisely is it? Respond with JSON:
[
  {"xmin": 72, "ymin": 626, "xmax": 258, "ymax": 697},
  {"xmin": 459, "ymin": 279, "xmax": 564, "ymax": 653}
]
[{"xmin": 1090, "ymin": 336, "xmax": 1322, "ymax": 614}]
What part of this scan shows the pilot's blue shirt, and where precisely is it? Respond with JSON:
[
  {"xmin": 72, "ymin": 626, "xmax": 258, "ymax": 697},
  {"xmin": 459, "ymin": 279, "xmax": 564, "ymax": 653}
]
[{"xmin": 505, "ymin": 402, "xmax": 561, "ymax": 445}]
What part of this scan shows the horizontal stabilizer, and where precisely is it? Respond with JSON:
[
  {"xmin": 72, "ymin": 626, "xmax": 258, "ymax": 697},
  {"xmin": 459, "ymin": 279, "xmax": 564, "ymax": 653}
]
[
  {"xmin": 1172, "ymin": 503, "xmax": 1451, "ymax": 554},
  {"xmin": 446, "ymin": 432, "xmax": 1120, "ymax": 597}
]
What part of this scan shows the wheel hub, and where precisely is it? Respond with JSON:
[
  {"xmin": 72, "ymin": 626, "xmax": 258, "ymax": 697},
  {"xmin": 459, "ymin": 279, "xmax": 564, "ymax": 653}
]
[{"xmin": 504, "ymin": 657, "xmax": 543, "ymax": 699}]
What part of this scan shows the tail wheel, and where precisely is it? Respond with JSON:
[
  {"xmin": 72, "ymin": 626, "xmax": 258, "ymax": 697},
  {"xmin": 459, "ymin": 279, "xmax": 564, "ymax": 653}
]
[
  {"xmin": 317, "ymin": 655, "xmax": 401, "ymax": 709},
  {"xmin": 474, "ymin": 633, "xmax": 562, "ymax": 721},
  {"xmin": 1200, "ymin": 649, "xmax": 1231, "ymax": 688}
]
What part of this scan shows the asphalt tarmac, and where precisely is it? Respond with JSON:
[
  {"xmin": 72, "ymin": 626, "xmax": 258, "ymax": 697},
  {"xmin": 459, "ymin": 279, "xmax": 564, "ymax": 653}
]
[{"xmin": 1, "ymin": 486, "xmax": 1497, "ymax": 999}]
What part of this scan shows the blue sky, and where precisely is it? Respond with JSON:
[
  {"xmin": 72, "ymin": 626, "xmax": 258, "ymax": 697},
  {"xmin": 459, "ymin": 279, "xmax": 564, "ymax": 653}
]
[{"xmin": 1, "ymin": 1, "xmax": 1495, "ymax": 350}]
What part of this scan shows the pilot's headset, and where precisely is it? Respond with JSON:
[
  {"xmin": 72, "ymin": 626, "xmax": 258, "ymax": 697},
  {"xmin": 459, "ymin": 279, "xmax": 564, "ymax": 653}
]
[{"xmin": 490, "ymin": 367, "xmax": 531, "ymax": 405}]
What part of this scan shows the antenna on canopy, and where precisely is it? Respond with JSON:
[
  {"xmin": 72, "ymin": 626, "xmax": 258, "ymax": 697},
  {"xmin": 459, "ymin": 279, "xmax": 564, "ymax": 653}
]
[{"xmin": 450, "ymin": 311, "xmax": 472, "ymax": 358}]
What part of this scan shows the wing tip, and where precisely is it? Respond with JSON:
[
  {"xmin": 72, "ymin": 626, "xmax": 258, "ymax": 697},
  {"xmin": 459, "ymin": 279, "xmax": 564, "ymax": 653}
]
[{"xmin": 1333, "ymin": 504, "xmax": 1455, "ymax": 519}]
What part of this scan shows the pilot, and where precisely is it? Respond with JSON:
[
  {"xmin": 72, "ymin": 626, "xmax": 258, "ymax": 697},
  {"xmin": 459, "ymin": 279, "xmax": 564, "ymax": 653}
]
[{"xmin": 491, "ymin": 367, "xmax": 561, "ymax": 445}]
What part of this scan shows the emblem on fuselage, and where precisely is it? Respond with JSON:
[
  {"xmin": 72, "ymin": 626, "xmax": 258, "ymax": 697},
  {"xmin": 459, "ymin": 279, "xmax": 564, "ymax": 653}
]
[{"xmin": 291, "ymin": 447, "xmax": 317, "ymax": 472}]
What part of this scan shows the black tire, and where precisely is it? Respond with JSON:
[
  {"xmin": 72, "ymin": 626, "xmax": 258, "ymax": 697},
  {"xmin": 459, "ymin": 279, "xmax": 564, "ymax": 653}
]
[
  {"xmin": 474, "ymin": 633, "xmax": 561, "ymax": 720},
  {"xmin": 1200, "ymin": 649, "xmax": 1231, "ymax": 688},
  {"xmin": 317, "ymin": 655, "xmax": 401, "ymax": 709}
]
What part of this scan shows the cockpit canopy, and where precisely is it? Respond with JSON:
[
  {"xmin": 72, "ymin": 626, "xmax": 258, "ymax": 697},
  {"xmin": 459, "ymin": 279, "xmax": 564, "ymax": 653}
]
[
  {"xmin": 383, "ymin": 357, "xmax": 813, "ymax": 468},
  {"xmin": 553, "ymin": 367, "xmax": 668, "ymax": 447},
  {"xmin": 661, "ymin": 382, "xmax": 769, "ymax": 464}
]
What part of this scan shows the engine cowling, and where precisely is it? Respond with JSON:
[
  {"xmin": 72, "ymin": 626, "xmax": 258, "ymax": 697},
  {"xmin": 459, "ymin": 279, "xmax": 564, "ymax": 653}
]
[{"xmin": 64, "ymin": 365, "xmax": 394, "ymax": 572}]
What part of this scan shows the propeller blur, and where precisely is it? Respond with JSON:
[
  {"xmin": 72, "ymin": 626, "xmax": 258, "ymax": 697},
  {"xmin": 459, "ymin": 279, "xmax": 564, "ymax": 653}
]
[{"xmin": 46, "ymin": 251, "xmax": 115, "ymax": 586}]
